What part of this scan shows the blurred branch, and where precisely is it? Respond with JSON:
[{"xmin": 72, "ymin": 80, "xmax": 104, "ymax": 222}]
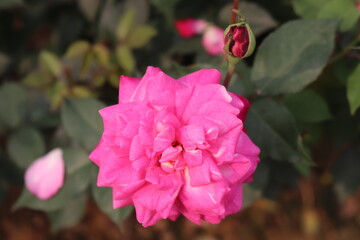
[
  {"xmin": 64, "ymin": 66, "xmax": 75, "ymax": 88},
  {"xmin": 329, "ymin": 33, "xmax": 360, "ymax": 64},
  {"xmin": 230, "ymin": 0, "xmax": 239, "ymax": 24},
  {"xmin": 223, "ymin": 64, "xmax": 235, "ymax": 89}
]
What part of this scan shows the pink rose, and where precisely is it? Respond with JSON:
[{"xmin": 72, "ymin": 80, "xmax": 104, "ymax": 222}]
[
  {"xmin": 25, "ymin": 148, "xmax": 65, "ymax": 200},
  {"xmin": 90, "ymin": 67, "xmax": 260, "ymax": 227},
  {"xmin": 202, "ymin": 26, "xmax": 225, "ymax": 56},
  {"xmin": 175, "ymin": 18, "xmax": 208, "ymax": 38}
]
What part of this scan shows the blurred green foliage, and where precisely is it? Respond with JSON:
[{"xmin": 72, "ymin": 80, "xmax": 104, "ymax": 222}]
[{"xmin": 0, "ymin": 0, "xmax": 359, "ymax": 232}]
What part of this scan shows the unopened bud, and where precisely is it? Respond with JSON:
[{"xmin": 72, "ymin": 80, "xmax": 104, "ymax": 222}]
[{"xmin": 223, "ymin": 14, "xmax": 255, "ymax": 59}]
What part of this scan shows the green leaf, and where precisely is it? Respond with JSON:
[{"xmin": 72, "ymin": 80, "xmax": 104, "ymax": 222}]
[
  {"xmin": 48, "ymin": 194, "xmax": 86, "ymax": 232},
  {"xmin": 284, "ymin": 89, "xmax": 332, "ymax": 122},
  {"xmin": 219, "ymin": 2, "xmax": 278, "ymax": 36},
  {"xmin": 127, "ymin": 25, "xmax": 157, "ymax": 49},
  {"xmin": 0, "ymin": 83, "xmax": 26, "ymax": 129},
  {"xmin": 251, "ymin": 19, "xmax": 337, "ymax": 95},
  {"xmin": 93, "ymin": 75, "xmax": 106, "ymax": 87},
  {"xmin": 64, "ymin": 41, "xmax": 91, "ymax": 58},
  {"xmin": 81, "ymin": 51, "xmax": 95, "ymax": 77},
  {"xmin": 91, "ymin": 165, "xmax": 133, "ymax": 224},
  {"xmin": 332, "ymin": 59, "xmax": 355, "ymax": 85},
  {"xmin": 292, "ymin": 0, "xmax": 328, "ymax": 18},
  {"xmin": 245, "ymin": 99, "xmax": 301, "ymax": 162},
  {"xmin": 64, "ymin": 147, "xmax": 91, "ymax": 175},
  {"xmin": 115, "ymin": 45, "xmax": 135, "ymax": 74},
  {"xmin": 317, "ymin": 0, "xmax": 359, "ymax": 32},
  {"xmin": 332, "ymin": 148, "xmax": 360, "ymax": 201},
  {"xmin": 293, "ymin": 0, "xmax": 359, "ymax": 31},
  {"xmin": 70, "ymin": 86, "xmax": 93, "ymax": 98},
  {"xmin": 228, "ymin": 61, "xmax": 255, "ymax": 98},
  {"xmin": 61, "ymin": 98, "xmax": 105, "ymax": 151},
  {"xmin": 346, "ymin": 64, "xmax": 360, "ymax": 115},
  {"xmin": 31, "ymin": 110, "xmax": 60, "ymax": 129},
  {"xmin": 149, "ymin": 0, "xmax": 178, "ymax": 23},
  {"xmin": 93, "ymin": 43, "xmax": 110, "ymax": 66},
  {"xmin": 116, "ymin": 9, "xmax": 136, "ymax": 41},
  {"xmin": 47, "ymin": 81, "xmax": 68, "ymax": 109},
  {"xmin": 39, "ymin": 51, "xmax": 62, "ymax": 77},
  {"xmin": 14, "ymin": 147, "xmax": 92, "ymax": 211},
  {"xmin": 22, "ymin": 71, "xmax": 53, "ymax": 88},
  {"xmin": 7, "ymin": 127, "xmax": 45, "ymax": 169},
  {"xmin": 292, "ymin": 159, "xmax": 312, "ymax": 177},
  {"xmin": 109, "ymin": 73, "xmax": 120, "ymax": 88}
]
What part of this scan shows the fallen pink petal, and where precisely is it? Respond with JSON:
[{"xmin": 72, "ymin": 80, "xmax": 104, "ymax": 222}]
[
  {"xmin": 25, "ymin": 148, "xmax": 65, "ymax": 200},
  {"xmin": 90, "ymin": 67, "xmax": 260, "ymax": 227}
]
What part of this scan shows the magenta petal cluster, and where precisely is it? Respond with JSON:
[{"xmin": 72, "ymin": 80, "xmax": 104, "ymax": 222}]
[
  {"xmin": 90, "ymin": 67, "xmax": 260, "ymax": 227},
  {"xmin": 25, "ymin": 148, "xmax": 65, "ymax": 200}
]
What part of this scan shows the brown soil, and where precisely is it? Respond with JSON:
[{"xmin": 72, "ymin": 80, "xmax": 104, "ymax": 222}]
[{"xmin": 1, "ymin": 182, "xmax": 360, "ymax": 240}]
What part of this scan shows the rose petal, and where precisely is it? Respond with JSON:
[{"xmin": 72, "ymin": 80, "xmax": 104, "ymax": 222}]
[
  {"xmin": 25, "ymin": 148, "xmax": 65, "ymax": 200},
  {"xmin": 178, "ymin": 69, "xmax": 222, "ymax": 86},
  {"xmin": 223, "ymin": 183, "xmax": 242, "ymax": 215},
  {"xmin": 119, "ymin": 76, "xmax": 141, "ymax": 103},
  {"xmin": 154, "ymin": 126, "xmax": 175, "ymax": 152},
  {"xmin": 187, "ymin": 152, "xmax": 222, "ymax": 187},
  {"xmin": 180, "ymin": 170, "xmax": 229, "ymax": 216}
]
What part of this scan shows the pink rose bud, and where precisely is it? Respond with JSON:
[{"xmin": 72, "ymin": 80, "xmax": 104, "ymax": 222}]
[
  {"xmin": 25, "ymin": 148, "xmax": 65, "ymax": 200},
  {"xmin": 175, "ymin": 18, "xmax": 208, "ymax": 38},
  {"xmin": 201, "ymin": 26, "xmax": 225, "ymax": 56},
  {"xmin": 224, "ymin": 22, "xmax": 256, "ymax": 58}
]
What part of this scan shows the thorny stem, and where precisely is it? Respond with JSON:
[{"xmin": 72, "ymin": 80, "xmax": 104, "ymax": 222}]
[{"xmin": 224, "ymin": 0, "xmax": 240, "ymax": 89}]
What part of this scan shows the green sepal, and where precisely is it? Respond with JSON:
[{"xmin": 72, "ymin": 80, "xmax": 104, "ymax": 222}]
[{"xmin": 242, "ymin": 22, "xmax": 256, "ymax": 58}]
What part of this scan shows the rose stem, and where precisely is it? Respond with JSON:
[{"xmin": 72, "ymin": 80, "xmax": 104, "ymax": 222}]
[
  {"xmin": 230, "ymin": 0, "xmax": 239, "ymax": 24},
  {"xmin": 223, "ymin": 63, "xmax": 235, "ymax": 89},
  {"xmin": 223, "ymin": 0, "xmax": 239, "ymax": 89}
]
